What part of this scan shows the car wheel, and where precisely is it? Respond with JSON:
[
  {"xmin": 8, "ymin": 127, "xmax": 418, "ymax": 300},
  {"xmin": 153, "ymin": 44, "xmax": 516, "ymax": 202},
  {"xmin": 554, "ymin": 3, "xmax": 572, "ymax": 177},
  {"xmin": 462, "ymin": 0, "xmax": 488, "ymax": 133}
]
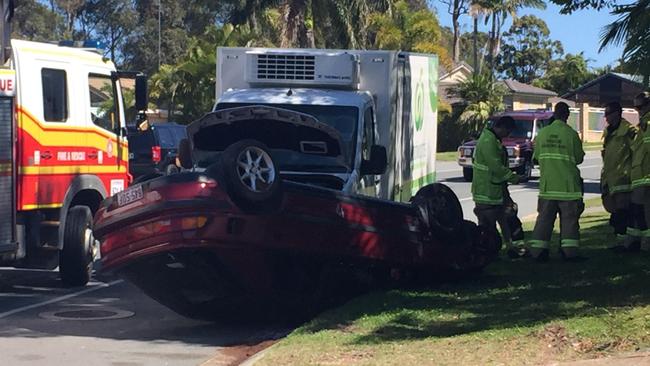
[
  {"xmin": 211, "ymin": 139, "xmax": 283, "ymax": 212},
  {"xmin": 458, "ymin": 221, "xmax": 501, "ymax": 272},
  {"xmin": 517, "ymin": 159, "xmax": 532, "ymax": 183},
  {"xmin": 60, "ymin": 206, "xmax": 95, "ymax": 286},
  {"xmin": 411, "ymin": 183, "xmax": 463, "ymax": 241},
  {"xmin": 165, "ymin": 164, "xmax": 179, "ymax": 175},
  {"xmin": 462, "ymin": 167, "xmax": 473, "ymax": 182}
]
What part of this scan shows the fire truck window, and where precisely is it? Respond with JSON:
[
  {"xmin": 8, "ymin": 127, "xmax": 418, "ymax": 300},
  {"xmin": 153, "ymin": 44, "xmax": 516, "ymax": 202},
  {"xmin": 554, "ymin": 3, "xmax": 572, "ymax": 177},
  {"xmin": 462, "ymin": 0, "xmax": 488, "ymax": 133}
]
[
  {"xmin": 41, "ymin": 68, "xmax": 68, "ymax": 122},
  {"xmin": 89, "ymin": 74, "xmax": 117, "ymax": 133}
]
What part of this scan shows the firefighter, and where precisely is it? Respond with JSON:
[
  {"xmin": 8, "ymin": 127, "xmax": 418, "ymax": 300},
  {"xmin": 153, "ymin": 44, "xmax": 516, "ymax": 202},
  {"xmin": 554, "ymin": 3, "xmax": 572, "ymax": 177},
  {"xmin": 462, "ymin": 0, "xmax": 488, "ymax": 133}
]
[
  {"xmin": 472, "ymin": 116, "xmax": 525, "ymax": 258},
  {"xmin": 529, "ymin": 102, "xmax": 585, "ymax": 262},
  {"xmin": 601, "ymin": 101, "xmax": 640, "ymax": 252},
  {"xmin": 632, "ymin": 92, "xmax": 650, "ymax": 251}
]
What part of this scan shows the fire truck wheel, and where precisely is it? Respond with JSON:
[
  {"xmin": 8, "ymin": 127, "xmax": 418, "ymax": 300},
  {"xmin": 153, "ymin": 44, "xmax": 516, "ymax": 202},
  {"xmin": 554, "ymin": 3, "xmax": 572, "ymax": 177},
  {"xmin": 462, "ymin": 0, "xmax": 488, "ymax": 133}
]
[
  {"xmin": 60, "ymin": 206, "xmax": 94, "ymax": 287},
  {"xmin": 211, "ymin": 139, "xmax": 283, "ymax": 212},
  {"xmin": 411, "ymin": 183, "xmax": 463, "ymax": 241}
]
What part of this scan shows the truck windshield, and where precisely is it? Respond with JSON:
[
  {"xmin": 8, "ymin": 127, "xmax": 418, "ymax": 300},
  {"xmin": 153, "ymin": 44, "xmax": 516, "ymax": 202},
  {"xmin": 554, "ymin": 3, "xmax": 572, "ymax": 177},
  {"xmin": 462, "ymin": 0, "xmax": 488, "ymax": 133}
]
[
  {"xmin": 488, "ymin": 119, "xmax": 533, "ymax": 138},
  {"xmin": 215, "ymin": 103, "xmax": 359, "ymax": 173}
]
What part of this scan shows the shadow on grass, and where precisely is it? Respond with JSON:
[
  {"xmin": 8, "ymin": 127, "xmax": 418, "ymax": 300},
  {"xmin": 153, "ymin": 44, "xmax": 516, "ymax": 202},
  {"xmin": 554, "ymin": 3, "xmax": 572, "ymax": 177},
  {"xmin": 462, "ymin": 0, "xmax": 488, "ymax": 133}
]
[{"xmin": 299, "ymin": 212, "xmax": 650, "ymax": 345}]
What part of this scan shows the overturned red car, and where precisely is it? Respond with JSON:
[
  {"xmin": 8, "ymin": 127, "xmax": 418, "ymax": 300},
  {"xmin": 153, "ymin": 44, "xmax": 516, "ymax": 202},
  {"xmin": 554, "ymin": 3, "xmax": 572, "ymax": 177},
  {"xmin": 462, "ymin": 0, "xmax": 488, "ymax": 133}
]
[{"xmin": 94, "ymin": 106, "xmax": 500, "ymax": 322}]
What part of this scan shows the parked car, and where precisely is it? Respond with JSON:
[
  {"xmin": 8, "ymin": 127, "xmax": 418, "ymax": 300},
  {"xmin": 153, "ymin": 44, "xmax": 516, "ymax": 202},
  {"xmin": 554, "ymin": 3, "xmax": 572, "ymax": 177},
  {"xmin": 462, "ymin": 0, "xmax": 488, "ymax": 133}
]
[
  {"xmin": 457, "ymin": 110, "xmax": 555, "ymax": 182},
  {"xmin": 127, "ymin": 123, "xmax": 188, "ymax": 179}
]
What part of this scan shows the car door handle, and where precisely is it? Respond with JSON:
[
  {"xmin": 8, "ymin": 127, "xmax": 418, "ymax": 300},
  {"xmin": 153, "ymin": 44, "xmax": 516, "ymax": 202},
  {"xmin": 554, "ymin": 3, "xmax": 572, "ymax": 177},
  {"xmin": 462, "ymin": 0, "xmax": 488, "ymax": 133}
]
[
  {"xmin": 88, "ymin": 152, "xmax": 98, "ymax": 159},
  {"xmin": 41, "ymin": 151, "xmax": 52, "ymax": 160}
]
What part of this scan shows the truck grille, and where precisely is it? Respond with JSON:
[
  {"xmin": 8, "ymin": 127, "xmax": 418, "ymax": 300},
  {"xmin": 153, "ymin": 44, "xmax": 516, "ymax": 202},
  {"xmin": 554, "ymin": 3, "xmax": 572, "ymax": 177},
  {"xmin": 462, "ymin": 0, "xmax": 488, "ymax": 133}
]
[
  {"xmin": 255, "ymin": 54, "xmax": 315, "ymax": 81},
  {"xmin": 0, "ymin": 97, "xmax": 14, "ymax": 247}
]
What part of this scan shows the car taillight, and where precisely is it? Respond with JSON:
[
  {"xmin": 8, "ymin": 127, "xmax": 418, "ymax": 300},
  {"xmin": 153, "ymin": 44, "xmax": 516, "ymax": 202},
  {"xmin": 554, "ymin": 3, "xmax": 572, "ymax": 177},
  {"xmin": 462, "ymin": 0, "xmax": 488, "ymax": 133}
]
[{"xmin": 152, "ymin": 146, "xmax": 161, "ymax": 163}]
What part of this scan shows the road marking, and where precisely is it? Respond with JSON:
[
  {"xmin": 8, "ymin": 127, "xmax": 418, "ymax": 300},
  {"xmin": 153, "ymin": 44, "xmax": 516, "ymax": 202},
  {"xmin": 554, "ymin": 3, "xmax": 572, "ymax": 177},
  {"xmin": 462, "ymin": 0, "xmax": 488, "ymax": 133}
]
[{"xmin": 0, "ymin": 279, "xmax": 123, "ymax": 319}]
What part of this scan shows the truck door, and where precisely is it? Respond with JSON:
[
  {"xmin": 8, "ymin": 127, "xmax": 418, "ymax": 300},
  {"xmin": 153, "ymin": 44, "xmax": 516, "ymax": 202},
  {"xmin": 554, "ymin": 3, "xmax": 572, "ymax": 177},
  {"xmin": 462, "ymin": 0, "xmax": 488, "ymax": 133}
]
[
  {"xmin": 360, "ymin": 106, "xmax": 378, "ymax": 197},
  {"xmin": 0, "ymin": 71, "xmax": 15, "ymax": 253},
  {"xmin": 87, "ymin": 73, "xmax": 126, "ymax": 196}
]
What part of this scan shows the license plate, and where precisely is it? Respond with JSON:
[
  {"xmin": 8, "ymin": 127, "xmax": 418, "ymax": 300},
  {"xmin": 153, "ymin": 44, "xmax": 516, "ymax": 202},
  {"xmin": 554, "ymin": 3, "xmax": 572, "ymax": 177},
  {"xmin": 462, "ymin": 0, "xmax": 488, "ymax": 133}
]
[{"xmin": 116, "ymin": 185, "xmax": 143, "ymax": 207}]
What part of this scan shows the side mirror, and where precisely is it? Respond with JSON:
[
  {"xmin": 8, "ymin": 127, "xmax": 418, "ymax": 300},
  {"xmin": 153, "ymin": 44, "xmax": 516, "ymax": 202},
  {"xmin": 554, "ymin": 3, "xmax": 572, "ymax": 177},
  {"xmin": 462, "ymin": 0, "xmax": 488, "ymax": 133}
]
[
  {"xmin": 361, "ymin": 145, "xmax": 387, "ymax": 175},
  {"xmin": 135, "ymin": 74, "xmax": 148, "ymax": 112},
  {"xmin": 178, "ymin": 138, "xmax": 193, "ymax": 169}
]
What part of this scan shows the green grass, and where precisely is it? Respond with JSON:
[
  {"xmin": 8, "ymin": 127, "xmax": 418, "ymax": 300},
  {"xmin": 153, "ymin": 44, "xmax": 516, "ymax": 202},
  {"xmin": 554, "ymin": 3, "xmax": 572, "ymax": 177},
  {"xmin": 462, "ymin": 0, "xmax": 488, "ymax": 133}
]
[
  {"xmin": 436, "ymin": 151, "xmax": 459, "ymax": 162},
  {"xmin": 258, "ymin": 208, "xmax": 650, "ymax": 366}
]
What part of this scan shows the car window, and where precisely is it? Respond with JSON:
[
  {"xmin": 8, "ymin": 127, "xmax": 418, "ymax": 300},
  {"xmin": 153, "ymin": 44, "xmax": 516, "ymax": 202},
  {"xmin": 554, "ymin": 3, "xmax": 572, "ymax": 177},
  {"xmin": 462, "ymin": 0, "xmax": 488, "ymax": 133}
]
[{"xmin": 156, "ymin": 128, "xmax": 176, "ymax": 148}]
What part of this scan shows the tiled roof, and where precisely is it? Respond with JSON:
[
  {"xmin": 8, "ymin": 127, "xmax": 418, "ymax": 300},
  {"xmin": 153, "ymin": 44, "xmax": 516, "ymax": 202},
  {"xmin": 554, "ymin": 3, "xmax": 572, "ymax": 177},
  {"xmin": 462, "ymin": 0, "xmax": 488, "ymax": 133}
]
[{"xmin": 501, "ymin": 79, "xmax": 557, "ymax": 97}]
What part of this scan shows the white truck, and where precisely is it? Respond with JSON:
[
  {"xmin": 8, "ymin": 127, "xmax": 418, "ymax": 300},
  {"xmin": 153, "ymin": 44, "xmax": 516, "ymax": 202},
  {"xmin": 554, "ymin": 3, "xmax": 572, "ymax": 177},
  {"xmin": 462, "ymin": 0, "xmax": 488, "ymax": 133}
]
[{"xmin": 213, "ymin": 47, "xmax": 439, "ymax": 202}]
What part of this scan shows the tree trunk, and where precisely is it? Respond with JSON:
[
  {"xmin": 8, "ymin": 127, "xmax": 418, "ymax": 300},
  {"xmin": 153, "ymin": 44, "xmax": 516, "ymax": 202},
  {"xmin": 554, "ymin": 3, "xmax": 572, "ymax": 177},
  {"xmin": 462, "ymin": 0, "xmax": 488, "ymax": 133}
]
[
  {"xmin": 473, "ymin": 16, "xmax": 478, "ymax": 74},
  {"xmin": 452, "ymin": 0, "xmax": 461, "ymax": 64}
]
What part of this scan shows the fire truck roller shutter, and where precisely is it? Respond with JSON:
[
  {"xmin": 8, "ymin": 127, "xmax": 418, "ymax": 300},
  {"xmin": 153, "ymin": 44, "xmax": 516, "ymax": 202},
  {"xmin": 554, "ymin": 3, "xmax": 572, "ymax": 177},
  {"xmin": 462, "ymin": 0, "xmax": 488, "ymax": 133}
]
[{"xmin": 57, "ymin": 175, "xmax": 107, "ymax": 250}]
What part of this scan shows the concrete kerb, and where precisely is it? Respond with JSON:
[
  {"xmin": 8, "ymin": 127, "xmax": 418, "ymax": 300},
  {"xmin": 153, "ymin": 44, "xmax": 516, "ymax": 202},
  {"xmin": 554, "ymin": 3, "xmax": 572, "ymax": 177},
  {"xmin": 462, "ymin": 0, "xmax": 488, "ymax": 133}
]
[{"xmin": 239, "ymin": 342, "xmax": 279, "ymax": 366}]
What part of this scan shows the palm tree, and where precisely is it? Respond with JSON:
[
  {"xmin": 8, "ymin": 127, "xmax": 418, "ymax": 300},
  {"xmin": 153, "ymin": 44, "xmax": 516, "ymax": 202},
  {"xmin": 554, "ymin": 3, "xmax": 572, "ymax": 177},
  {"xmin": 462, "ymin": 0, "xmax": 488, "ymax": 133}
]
[
  {"xmin": 599, "ymin": 0, "xmax": 650, "ymax": 87},
  {"xmin": 450, "ymin": 72, "xmax": 506, "ymax": 133},
  {"xmin": 469, "ymin": 1, "xmax": 489, "ymax": 74},
  {"xmin": 480, "ymin": 0, "xmax": 546, "ymax": 75}
]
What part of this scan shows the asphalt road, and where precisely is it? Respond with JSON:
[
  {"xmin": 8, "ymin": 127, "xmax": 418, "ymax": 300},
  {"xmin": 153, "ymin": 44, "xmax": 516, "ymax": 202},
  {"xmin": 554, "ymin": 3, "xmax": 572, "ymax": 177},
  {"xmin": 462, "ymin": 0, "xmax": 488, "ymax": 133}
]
[
  {"xmin": 436, "ymin": 150, "xmax": 603, "ymax": 221},
  {"xmin": 0, "ymin": 268, "xmax": 286, "ymax": 366}
]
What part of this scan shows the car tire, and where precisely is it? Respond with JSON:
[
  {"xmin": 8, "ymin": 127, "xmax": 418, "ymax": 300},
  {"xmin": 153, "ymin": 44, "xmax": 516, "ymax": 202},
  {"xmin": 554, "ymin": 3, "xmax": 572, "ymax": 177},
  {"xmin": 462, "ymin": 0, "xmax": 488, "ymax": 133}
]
[
  {"xmin": 60, "ymin": 206, "xmax": 95, "ymax": 287},
  {"xmin": 210, "ymin": 139, "xmax": 283, "ymax": 212},
  {"xmin": 411, "ymin": 183, "xmax": 463, "ymax": 241},
  {"xmin": 462, "ymin": 167, "xmax": 473, "ymax": 182},
  {"xmin": 165, "ymin": 164, "xmax": 179, "ymax": 175}
]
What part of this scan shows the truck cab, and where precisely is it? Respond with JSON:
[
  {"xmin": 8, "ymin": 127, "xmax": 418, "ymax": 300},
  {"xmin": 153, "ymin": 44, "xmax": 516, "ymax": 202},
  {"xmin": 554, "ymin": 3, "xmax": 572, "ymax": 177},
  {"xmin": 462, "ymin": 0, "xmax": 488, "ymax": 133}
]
[
  {"xmin": 457, "ymin": 110, "xmax": 555, "ymax": 182},
  {"xmin": 214, "ymin": 88, "xmax": 379, "ymax": 194}
]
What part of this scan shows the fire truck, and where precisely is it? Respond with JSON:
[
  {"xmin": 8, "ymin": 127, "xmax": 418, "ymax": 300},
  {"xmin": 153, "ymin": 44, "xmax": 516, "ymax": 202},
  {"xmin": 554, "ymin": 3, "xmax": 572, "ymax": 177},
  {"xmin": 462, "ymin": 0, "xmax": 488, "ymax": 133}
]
[{"xmin": 0, "ymin": 1, "xmax": 147, "ymax": 286}]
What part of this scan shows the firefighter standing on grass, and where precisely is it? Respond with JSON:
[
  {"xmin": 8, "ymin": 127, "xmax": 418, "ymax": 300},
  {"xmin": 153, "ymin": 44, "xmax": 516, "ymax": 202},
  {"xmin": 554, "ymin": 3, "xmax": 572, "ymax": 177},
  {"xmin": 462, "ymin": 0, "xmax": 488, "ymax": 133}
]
[
  {"xmin": 601, "ymin": 101, "xmax": 642, "ymax": 252},
  {"xmin": 631, "ymin": 92, "xmax": 650, "ymax": 251},
  {"xmin": 529, "ymin": 102, "xmax": 585, "ymax": 262},
  {"xmin": 472, "ymin": 116, "xmax": 526, "ymax": 258}
]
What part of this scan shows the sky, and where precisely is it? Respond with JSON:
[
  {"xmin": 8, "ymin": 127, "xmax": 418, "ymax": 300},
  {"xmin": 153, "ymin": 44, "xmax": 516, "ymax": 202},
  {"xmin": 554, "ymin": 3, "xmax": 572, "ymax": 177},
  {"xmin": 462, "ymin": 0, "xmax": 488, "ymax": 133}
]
[{"xmin": 431, "ymin": 2, "xmax": 625, "ymax": 68}]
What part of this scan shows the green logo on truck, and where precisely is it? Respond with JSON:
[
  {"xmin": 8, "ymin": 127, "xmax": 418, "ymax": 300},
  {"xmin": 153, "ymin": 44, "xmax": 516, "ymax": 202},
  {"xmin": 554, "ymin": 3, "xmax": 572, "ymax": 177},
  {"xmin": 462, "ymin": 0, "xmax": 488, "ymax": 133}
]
[{"xmin": 415, "ymin": 72, "xmax": 424, "ymax": 131}]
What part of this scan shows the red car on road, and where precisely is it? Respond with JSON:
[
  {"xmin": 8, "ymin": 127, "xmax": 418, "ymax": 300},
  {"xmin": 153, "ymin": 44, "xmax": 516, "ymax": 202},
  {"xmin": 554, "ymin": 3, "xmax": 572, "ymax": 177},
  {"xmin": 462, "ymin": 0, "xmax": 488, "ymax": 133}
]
[{"xmin": 94, "ymin": 107, "xmax": 500, "ymax": 322}]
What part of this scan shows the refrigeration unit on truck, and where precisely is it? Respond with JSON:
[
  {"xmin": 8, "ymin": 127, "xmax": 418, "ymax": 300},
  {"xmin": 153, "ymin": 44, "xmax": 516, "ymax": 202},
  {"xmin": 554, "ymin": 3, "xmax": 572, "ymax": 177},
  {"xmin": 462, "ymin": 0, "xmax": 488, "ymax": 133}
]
[{"xmin": 0, "ymin": 39, "xmax": 147, "ymax": 286}]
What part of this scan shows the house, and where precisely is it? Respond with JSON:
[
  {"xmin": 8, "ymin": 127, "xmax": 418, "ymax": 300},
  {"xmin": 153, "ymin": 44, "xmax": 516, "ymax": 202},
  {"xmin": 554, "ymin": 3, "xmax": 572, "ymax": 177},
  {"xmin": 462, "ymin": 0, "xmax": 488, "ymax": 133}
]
[
  {"xmin": 561, "ymin": 72, "xmax": 646, "ymax": 108},
  {"xmin": 438, "ymin": 62, "xmax": 474, "ymax": 106},
  {"xmin": 500, "ymin": 79, "xmax": 557, "ymax": 111}
]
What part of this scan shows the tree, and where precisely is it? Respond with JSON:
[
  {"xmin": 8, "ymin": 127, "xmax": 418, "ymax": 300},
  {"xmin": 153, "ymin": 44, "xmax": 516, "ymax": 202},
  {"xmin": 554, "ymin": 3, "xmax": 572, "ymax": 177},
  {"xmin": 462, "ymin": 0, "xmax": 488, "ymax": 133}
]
[
  {"xmin": 497, "ymin": 15, "xmax": 563, "ymax": 84},
  {"xmin": 55, "ymin": 0, "xmax": 85, "ymax": 39},
  {"xmin": 549, "ymin": 0, "xmax": 613, "ymax": 14},
  {"xmin": 13, "ymin": 0, "xmax": 64, "ymax": 41},
  {"xmin": 449, "ymin": 72, "xmax": 507, "ymax": 133},
  {"xmin": 79, "ymin": 0, "xmax": 138, "ymax": 63},
  {"xmin": 533, "ymin": 53, "xmax": 593, "ymax": 95},
  {"xmin": 600, "ymin": 0, "xmax": 650, "ymax": 87},
  {"xmin": 149, "ymin": 24, "xmax": 256, "ymax": 122},
  {"xmin": 479, "ymin": 0, "xmax": 546, "ymax": 75},
  {"xmin": 368, "ymin": 1, "xmax": 451, "ymax": 68},
  {"xmin": 440, "ymin": 0, "xmax": 469, "ymax": 63}
]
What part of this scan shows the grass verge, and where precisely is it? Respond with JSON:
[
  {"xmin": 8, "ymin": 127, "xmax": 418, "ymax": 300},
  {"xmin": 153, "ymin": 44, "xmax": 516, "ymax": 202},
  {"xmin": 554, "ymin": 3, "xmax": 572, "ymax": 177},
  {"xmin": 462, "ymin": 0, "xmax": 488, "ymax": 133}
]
[
  {"xmin": 258, "ymin": 205, "xmax": 650, "ymax": 366},
  {"xmin": 437, "ymin": 151, "xmax": 459, "ymax": 162},
  {"xmin": 583, "ymin": 142, "xmax": 602, "ymax": 151}
]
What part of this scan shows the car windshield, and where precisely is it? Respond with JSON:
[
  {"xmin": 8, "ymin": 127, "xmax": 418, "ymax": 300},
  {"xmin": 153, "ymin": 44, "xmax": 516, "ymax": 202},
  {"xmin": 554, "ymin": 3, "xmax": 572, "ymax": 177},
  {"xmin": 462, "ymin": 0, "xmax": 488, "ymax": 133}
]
[
  {"xmin": 214, "ymin": 103, "xmax": 359, "ymax": 173},
  {"xmin": 487, "ymin": 118, "xmax": 533, "ymax": 138}
]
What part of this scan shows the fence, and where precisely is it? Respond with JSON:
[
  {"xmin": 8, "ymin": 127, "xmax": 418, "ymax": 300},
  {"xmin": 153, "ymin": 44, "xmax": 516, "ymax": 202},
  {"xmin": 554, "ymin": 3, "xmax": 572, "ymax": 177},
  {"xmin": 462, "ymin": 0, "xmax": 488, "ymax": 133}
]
[{"xmin": 551, "ymin": 103, "xmax": 639, "ymax": 143}]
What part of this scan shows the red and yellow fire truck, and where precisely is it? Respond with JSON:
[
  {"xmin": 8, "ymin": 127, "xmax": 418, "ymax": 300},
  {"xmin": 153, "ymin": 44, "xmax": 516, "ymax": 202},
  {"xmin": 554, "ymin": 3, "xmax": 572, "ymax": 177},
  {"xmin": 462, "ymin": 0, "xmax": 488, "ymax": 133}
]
[{"xmin": 0, "ymin": 37, "xmax": 147, "ymax": 286}]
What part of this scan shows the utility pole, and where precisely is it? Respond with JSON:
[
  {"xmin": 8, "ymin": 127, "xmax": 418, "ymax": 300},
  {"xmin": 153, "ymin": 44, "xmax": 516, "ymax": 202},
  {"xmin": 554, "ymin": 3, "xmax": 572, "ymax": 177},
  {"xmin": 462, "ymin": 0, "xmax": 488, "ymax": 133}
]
[{"xmin": 158, "ymin": 0, "xmax": 161, "ymax": 69}]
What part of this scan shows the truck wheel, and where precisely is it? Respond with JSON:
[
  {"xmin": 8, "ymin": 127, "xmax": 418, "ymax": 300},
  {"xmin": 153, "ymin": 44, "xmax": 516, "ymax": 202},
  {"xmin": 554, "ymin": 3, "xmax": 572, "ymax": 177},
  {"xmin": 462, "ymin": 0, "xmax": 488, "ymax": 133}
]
[
  {"xmin": 212, "ymin": 139, "xmax": 282, "ymax": 212},
  {"xmin": 411, "ymin": 183, "xmax": 463, "ymax": 241},
  {"xmin": 516, "ymin": 159, "xmax": 532, "ymax": 182},
  {"xmin": 462, "ymin": 167, "xmax": 473, "ymax": 182},
  {"xmin": 60, "ymin": 206, "xmax": 95, "ymax": 286}
]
